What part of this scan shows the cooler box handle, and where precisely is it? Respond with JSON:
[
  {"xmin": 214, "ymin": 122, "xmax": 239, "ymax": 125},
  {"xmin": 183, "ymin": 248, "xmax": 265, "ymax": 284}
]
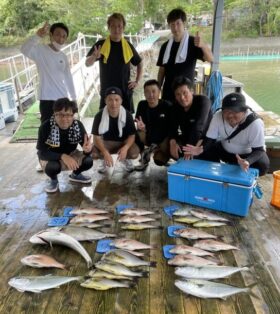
[{"xmin": 253, "ymin": 183, "xmax": 263, "ymax": 199}]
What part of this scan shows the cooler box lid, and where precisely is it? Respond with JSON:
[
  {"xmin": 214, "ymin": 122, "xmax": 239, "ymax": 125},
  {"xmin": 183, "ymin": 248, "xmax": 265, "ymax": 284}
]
[{"xmin": 168, "ymin": 159, "xmax": 258, "ymax": 186}]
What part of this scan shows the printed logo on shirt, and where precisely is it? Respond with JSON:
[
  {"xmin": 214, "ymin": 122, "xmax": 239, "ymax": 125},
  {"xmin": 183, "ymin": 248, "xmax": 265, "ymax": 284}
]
[
  {"xmin": 160, "ymin": 114, "xmax": 165, "ymax": 118},
  {"xmin": 190, "ymin": 119, "xmax": 196, "ymax": 123}
]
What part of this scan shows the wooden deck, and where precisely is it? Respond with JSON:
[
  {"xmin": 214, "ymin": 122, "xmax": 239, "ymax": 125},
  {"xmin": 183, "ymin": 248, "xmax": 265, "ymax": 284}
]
[{"xmin": 0, "ymin": 120, "xmax": 280, "ymax": 314}]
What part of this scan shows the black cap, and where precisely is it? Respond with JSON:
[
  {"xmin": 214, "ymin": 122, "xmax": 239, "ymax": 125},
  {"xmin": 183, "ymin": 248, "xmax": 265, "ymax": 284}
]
[
  {"xmin": 104, "ymin": 86, "xmax": 123, "ymax": 98},
  {"xmin": 222, "ymin": 92, "xmax": 248, "ymax": 112}
]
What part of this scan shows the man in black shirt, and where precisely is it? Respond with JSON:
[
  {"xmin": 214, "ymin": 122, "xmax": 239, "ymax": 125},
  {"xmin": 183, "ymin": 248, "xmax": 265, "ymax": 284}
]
[
  {"xmin": 86, "ymin": 13, "xmax": 143, "ymax": 112},
  {"xmin": 92, "ymin": 86, "xmax": 139, "ymax": 173},
  {"xmin": 37, "ymin": 98, "xmax": 93, "ymax": 193},
  {"xmin": 169, "ymin": 76, "xmax": 212, "ymax": 160},
  {"xmin": 135, "ymin": 80, "xmax": 172, "ymax": 170}
]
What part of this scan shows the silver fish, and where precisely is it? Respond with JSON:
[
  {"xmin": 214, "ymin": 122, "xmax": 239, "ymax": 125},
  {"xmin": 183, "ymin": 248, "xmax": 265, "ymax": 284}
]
[
  {"xmin": 111, "ymin": 238, "xmax": 155, "ymax": 251},
  {"xmin": 120, "ymin": 208, "xmax": 156, "ymax": 216},
  {"xmin": 172, "ymin": 208, "xmax": 193, "ymax": 216},
  {"xmin": 70, "ymin": 214, "xmax": 110, "ymax": 224},
  {"xmin": 20, "ymin": 254, "xmax": 65, "ymax": 269},
  {"xmin": 192, "ymin": 220, "xmax": 227, "ymax": 228},
  {"xmin": 81, "ymin": 278, "xmax": 133, "ymax": 290},
  {"xmin": 193, "ymin": 239, "xmax": 239, "ymax": 252},
  {"xmin": 175, "ymin": 265, "xmax": 249, "ymax": 280},
  {"xmin": 168, "ymin": 254, "xmax": 219, "ymax": 267},
  {"xmin": 174, "ymin": 228, "xmax": 217, "ymax": 240},
  {"xmin": 175, "ymin": 279, "xmax": 250, "ymax": 299},
  {"xmin": 9, "ymin": 275, "xmax": 81, "ymax": 293},
  {"xmin": 190, "ymin": 209, "xmax": 229, "ymax": 222},
  {"xmin": 70, "ymin": 208, "xmax": 109, "ymax": 215},
  {"xmin": 95, "ymin": 261, "xmax": 148, "ymax": 277},
  {"xmin": 102, "ymin": 249, "xmax": 156, "ymax": 267},
  {"xmin": 121, "ymin": 223, "xmax": 161, "ymax": 230},
  {"xmin": 119, "ymin": 215, "xmax": 156, "ymax": 224},
  {"xmin": 29, "ymin": 229, "xmax": 92, "ymax": 268},
  {"xmin": 169, "ymin": 245, "xmax": 214, "ymax": 257}
]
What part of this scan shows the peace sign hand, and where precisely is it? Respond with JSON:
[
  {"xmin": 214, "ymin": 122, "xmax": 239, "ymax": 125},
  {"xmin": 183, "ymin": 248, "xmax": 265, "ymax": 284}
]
[
  {"xmin": 82, "ymin": 134, "xmax": 93, "ymax": 153},
  {"xmin": 37, "ymin": 21, "xmax": 50, "ymax": 38},
  {"xmin": 135, "ymin": 116, "xmax": 146, "ymax": 131}
]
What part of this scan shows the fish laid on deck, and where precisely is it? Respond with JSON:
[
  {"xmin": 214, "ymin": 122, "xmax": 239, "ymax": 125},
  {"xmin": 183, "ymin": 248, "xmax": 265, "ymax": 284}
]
[
  {"xmin": 110, "ymin": 238, "xmax": 156, "ymax": 251},
  {"xmin": 70, "ymin": 214, "xmax": 111, "ymax": 224},
  {"xmin": 193, "ymin": 239, "xmax": 240, "ymax": 251},
  {"xmin": 81, "ymin": 278, "xmax": 134, "ymax": 290},
  {"xmin": 119, "ymin": 215, "xmax": 157, "ymax": 223},
  {"xmin": 70, "ymin": 208, "xmax": 110, "ymax": 215},
  {"xmin": 169, "ymin": 245, "xmax": 214, "ymax": 257},
  {"xmin": 95, "ymin": 261, "xmax": 148, "ymax": 278},
  {"xmin": 119, "ymin": 208, "xmax": 156, "ymax": 216},
  {"xmin": 190, "ymin": 209, "xmax": 230, "ymax": 222},
  {"xmin": 173, "ymin": 228, "xmax": 217, "ymax": 240},
  {"xmin": 20, "ymin": 254, "xmax": 65, "ymax": 269},
  {"xmin": 168, "ymin": 254, "xmax": 220, "ymax": 267}
]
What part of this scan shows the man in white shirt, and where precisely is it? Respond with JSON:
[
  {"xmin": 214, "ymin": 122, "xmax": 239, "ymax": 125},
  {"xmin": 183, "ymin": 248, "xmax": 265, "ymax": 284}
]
[{"xmin": 184, "ymin": 92, "xmax": 270, "ymax": 176}]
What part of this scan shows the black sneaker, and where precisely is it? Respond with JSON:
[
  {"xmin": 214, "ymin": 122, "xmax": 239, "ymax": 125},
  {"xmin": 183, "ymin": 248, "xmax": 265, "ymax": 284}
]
[
  {"xmin": 69, "ymin": 173, "xmax": 92, "ymax": 184},
  {"xmin": 45, "ymin": 179, "xmax": 58, "ymax": 193}
]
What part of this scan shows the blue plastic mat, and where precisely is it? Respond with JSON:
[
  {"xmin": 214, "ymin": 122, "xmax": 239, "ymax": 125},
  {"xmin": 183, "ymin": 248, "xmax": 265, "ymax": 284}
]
[
  {"xmin": 48, "ymin": 217, "xmax": 69, "ymax": 227},
  {"xmin": 63, "ymin": 206, "xmax": 76, "ymax": 217},
  {"xmin": 163, "ymin": 205, "xmax": 181, "ymax": 218},
  {"xmin": 116, "ymin": 204, "xmax": 134, "ymax": 214},
  {"xmin": 162, "ymin": 245, "xmax": 176, "ymax": 259},
  {"xmin": 96, "ymin": 239, "xmax": 115, "ymax": 253},
  {"xmin": 167, "ymin": 225, "xmax": 186, "ymax": 238}
]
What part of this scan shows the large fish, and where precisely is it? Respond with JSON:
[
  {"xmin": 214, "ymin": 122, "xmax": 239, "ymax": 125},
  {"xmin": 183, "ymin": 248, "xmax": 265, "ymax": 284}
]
[
  {"xmin": 193, "ymin": 239, "xmax": 239, "ymax": 252},
  {"xmin": 168, "ymin": 254, "xmax": 219, "ymax": 267},
  {"xmin": 54, "ymin": 226, "xmax": 116, "ymax": 241},
  {"xmin": 81, "ymin": 278, "xmax": 134, "ymax": 290},
  {"xmin": 121, "ymin": 223, "xmax": 161, "ymax": 230},
  {"xmin": 175, "ymin": 265, "xmax": 250, "ymax": 280},
  {"xmin": 119, "ymin": 208, "xmax": 156, "ymax": 216},
  {"xmin": 119, "ymin": 215, "xmax": 156, "ymax": 224},
  {"xmin": 20, "ymin": 254, "xmax": 65, "ymax": 269},
  {"xmin": 190, "ymin": 209, "xmax": 229, "ymax": 222},
  {"xmin": 70, "ymin": 214, "xmax": 111, "ymax": 224},
  {"xmin": 175, "ymin": 279, "xmax": 250, "ymax": 299},
  {"xmin": 29, "ymin": 229, "xmax": 92, "ymax": 268},
  {"xmin": 192, "ymin": 220, "xmax": 227, "ymax": 228},
  {"xmin": 169, "ymin": 245, "xmax": 214, "ymax": 257},
  {"xmin": 102, "ymin": 249, "xmax": 156, "ymax": 267},
  {"xmin": 9, "ymin": 275, "xmax": 81, "ymax": 293},
  {"xmin": 70, "ymin": 208, "xmax": 109, "ymax": 215},
  {"xmin": 88, "ymin": 269, "xmax": 134, "ymax": 281},
  {"xmin": 111, "ymin": 238, "xmax": 156, "ymax": 251},
  {"xmin": 174, "ymin": 228, "xmax": 217, "ymax": 240},
  {"xmin": 95, "ymin": 261, "xmax": 148, "ymax": 277}
]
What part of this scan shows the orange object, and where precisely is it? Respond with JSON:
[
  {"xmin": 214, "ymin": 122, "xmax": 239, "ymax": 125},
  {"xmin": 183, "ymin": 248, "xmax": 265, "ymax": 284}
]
[{"xmin": 271, "ymin": 170, "xmax": 280, "ymax": 209}]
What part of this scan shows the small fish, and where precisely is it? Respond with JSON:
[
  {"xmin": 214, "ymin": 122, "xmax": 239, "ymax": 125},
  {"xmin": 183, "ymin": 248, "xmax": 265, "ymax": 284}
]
[
  {"xmin": 81, "ymin": 278, "xmax": 134, "ymax": 290},
  {"xmin": 121, "ymin": 223, "xmax": 161, "ymax": 230},
  {"xmin": 9, "ymin": 275, "xmax": 81, "ymax": 293},
  {"xmin": 68, "ymin": 223, "xmax": 110, "ymax": 229},
  {"xmin": 174, "ymin": 228, "xmax": 217, "ymax": 240},
  {"xmin": 193, "ymin": 239, "xmax": 239, "ymax": 252},
  {"xmin": 174, "ymin": 216, "xmax": 201, "ymax": 224},
  {"xmin": 88, "ymin": 269, "xmax": 134, "ymax": 281},
  {"xmin": 119, "ymin": 215, "xmax": 156, "ymax": 224},
  {"xmin": 111, "ymin": 238, "xmax": 156, "ymax": 251},
  {"xmin": 29, "ymin": 229, "xmax": 92, "ymax": 268},
  {"xmin": 168, "ymin": 254, "xmax": 219, "ymax": 267},
  {"xmin": 95, "ymin": 261, "xmax": 148, "ymax": 277},
  {"xmin": 169, "ymin": 245, "xmax": 214, "ymax": 257},
  {"xmin": 173, "ymin": 208, "xmax": 193, "ymax": 216},
  {"xmin": 190, "ymin": 209, "xmax": 229, "ymax": 222},
  {"xmin": 120, "ymin": 208, "xmax": 155, "ymax": 216},
  {"xmin": 20, "ymin": 254, "xmax": 65, "ymax": 269},
  {"xmin": 175, "ymin": 279, "xmax": 250, "ymax": 299},
  {"xmin": 192, "ymin": 220, "xmax": 227, "ymax": 228},
  {"xmin": 175, "ymin": 265, "xmax": 249, "ymax": 280},
  {"xmin": 102, "ymin": 249, "xmax": 156, "ymax": 267},
  {"xmin": 70, "ymin": 208, "xmax": 109, "ymax": 215},
  {"xmin": 70, "ymin": 214, "xmax": 110, "ymax": 224}
]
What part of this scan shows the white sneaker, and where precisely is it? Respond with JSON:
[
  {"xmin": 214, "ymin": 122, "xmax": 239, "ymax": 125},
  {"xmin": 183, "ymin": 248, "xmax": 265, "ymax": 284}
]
[
  {"xmin": 122, "ymin": 159, "xmax": 134, "ymax": 172},
  {"xmin": 36, "ymin": 163, "xmax": 43, "ymax": 172},
  {"xmin": 98, "ymin": 161, "xmax": 107, "ymax": 174}
]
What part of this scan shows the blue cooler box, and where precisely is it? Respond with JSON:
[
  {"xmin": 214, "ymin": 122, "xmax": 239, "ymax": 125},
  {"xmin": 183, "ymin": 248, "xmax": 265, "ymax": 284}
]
[{"xmin": 167, "ymin": 159, "xmax": 259, "ymax": 217}]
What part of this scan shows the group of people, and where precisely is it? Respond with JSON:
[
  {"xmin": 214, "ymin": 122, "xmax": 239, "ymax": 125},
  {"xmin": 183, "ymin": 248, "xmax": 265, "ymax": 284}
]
[{"xmin": 20, "ymin": 8, "xmax": 270, "ymax": 193}]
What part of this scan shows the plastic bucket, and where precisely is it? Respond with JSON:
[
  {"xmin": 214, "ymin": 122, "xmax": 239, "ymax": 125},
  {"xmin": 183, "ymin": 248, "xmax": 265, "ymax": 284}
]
[{"xmin": 271, "ymin": 170, "xmax": 280, "ymax": 209}]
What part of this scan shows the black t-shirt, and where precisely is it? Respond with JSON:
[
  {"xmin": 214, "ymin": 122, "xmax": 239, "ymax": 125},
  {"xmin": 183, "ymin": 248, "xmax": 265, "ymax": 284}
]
[
  {"xmin": 37, "ymin": 119, "xmax": 87, "ymax": 161},
  {"xmin": 135, "ymin": 99, "xmax": 172, "ymax": 144},
  {"xmin": 169, "ymin": 95, "xmax": 212, "ymax": 145},
  {"xmin": 157, "ymin": 36, "xmax": 204, "ymax": 102},
  {"xmin": 92, "ymin": 108, "xmax": 136, "ymax": 142},
  {"xmin": 87, "ymin": 39, "xmax": 142, "ymax": 99}
]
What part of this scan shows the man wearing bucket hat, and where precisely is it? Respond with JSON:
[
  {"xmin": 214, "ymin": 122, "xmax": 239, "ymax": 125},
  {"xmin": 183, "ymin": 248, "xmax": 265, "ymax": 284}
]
[
  {"xmin": 183, "ymin": 92, "xmax": 270, "ymax": 176},
  {"xmin": 91, "ymin": 86, "xmax": 139, "ymax": 173}
]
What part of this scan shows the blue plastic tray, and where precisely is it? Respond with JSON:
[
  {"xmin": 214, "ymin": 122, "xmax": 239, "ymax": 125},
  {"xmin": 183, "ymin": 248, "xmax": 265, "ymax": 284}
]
[
  {"xmin": 163, "ymin": 205, "xmax": 181, "ymax": 218},
  {"xmin": 162, "ymin": 245, "xmax": 176, "ymax": 259},
  {"xmin": 167, "ymin": 225, "xmax": 186, "ymax": 238},
  {"xmin": 63, "ymin": 206, "xmax": 76, "ymax": 217},
  {"xmin": 116, "ymin": 204, "xmax": 134, "ymax": 214},
  {"xmin": 96, "ymin": 239, "xmax": 115, "ymax": 253},
  {"xmin": 48, "ymin": 217, "xmax": 69, "ymax": 227}
]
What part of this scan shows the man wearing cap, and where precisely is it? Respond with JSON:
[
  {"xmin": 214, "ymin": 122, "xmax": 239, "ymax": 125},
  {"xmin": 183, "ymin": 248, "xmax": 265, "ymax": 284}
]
[
  {"xmin": 184, "ymin": 92, "xmax": 270, "ymax": 176},
  {"xmin": 91, "ymin": 86, "xmax": 139, "ymax": 173}
]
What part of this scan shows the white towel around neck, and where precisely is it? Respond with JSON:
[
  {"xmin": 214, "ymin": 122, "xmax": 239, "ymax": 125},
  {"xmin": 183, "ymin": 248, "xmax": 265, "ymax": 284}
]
[
  {"xmin": 98, "ymin": 105, "xmax": 127, "ymax": 138},
  {"xmin": 163, "ymin": 32, "xmax": 189, "ymax": 64}
]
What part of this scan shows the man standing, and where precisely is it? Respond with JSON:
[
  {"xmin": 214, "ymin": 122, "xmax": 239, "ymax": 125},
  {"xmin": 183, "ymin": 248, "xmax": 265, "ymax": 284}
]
[
  {"xmin": 157, "ymin": 8, "xmax": 213, "ymax": 102},
  {"xmin": 92, "ymin": 87, "xmax": 139, "ymax": 173},
  {"xmin": 21, "ymin": 21, "xmax": 76, "ymax": 123},
  {"xmin": 169, "ymin": 76, "xmax": 212, "ymax": 160},
  {"xmin": 37, "ymin": 98, "xmax": 93, "ymax": 193},
  {"xmin": 135, "ymin": 80, "xmax": 172, "ymax": 170},
  {"xmin": 86, "ymin": 13, "xmax": 143, "ymax": 112}
]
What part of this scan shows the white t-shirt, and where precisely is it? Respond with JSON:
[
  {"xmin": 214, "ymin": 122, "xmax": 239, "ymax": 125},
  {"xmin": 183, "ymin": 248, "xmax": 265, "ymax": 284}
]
[
  {"xmin": 206, "ymin": 110, "xmax": 265, "ymax": 155},
  {"xmin": 21, "ymin": 35, "xmax": 76, "ymax": 101}
]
